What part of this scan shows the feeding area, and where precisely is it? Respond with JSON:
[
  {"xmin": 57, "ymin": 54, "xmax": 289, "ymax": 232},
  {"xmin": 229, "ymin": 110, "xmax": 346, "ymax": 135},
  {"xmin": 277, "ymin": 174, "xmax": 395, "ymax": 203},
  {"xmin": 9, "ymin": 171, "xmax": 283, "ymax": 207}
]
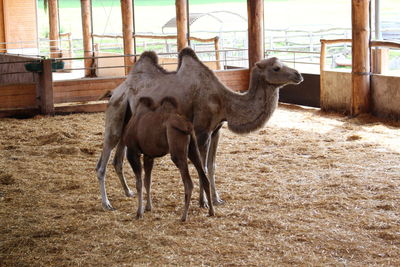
[{"xmin": 1, "ymin": 0, "xmax": 400, "ymax": 266}]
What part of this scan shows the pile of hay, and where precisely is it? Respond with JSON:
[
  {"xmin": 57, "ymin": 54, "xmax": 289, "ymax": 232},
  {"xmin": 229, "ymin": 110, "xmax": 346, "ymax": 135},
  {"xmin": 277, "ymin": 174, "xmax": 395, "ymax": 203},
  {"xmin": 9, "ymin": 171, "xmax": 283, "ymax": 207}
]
[{"xmin": 1, "ymin": 104, "xmax": 399, "ymax": 266}]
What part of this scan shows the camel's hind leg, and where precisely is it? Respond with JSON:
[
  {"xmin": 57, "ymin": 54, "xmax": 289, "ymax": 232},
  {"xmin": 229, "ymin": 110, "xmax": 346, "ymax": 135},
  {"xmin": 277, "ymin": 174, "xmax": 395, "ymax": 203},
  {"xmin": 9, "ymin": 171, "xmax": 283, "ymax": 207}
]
[
  {"xmin": 96, "ymin": 140, "xmax": 118, "ymax": 211},
  {"xmin": 113, "ymin": 140, "xmax": 134, "ymax": 197},
  {"xmin": 95, "ymin": 96, "xmax": 128, "ymax": 211}
]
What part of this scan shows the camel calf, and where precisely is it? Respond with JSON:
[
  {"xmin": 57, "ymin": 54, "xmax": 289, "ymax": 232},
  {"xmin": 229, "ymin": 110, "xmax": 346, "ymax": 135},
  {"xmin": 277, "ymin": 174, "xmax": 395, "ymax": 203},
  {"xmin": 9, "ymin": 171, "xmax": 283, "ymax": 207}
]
[{"xmin": 123, "ymin": 96, "xmax": 215, "ymax": 221}]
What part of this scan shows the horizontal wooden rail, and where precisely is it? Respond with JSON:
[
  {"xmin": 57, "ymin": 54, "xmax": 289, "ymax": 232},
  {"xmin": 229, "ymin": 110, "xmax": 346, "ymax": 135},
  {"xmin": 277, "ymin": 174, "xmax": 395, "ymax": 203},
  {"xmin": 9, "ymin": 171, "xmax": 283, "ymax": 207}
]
[{"xmin": 321, "ymin": 38, "xmax": 400, "ymax": 49}]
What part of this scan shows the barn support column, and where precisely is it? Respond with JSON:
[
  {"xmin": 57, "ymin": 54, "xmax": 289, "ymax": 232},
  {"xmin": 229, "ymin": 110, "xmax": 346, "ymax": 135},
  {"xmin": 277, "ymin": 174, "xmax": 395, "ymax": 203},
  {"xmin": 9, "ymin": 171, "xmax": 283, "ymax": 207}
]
[
  {"xmin": 38, "ymin": 59, "xmax": 54, "ymax": 115},
  {"xmin": 247, "ymin": 0, "xmax": 264, "ymax": 68},
  {"xmin": 48, "ymin": 0, "xmax": 61, "ymax": 58},
  {"xmin": 176, "ymin": 0, "xmax": 188, "ymax": 51},
  {"xmin": 351, "ymin": 0, "xmax": 371, "ymax": 115},
  {"xmin": 121, "ymin": 0, "xmax": 134, "ymax": 74},
  {"xmin": 81, "ymin": 0, "xmax": 95, "ymax": 77}
]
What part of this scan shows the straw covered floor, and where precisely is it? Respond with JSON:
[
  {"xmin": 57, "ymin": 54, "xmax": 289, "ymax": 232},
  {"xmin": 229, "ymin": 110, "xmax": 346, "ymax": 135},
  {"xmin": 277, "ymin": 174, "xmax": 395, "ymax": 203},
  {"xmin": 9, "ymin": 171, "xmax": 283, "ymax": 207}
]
[{"xmin": 1, "ymin": 104, "xmax": 399, "ymax": 266}]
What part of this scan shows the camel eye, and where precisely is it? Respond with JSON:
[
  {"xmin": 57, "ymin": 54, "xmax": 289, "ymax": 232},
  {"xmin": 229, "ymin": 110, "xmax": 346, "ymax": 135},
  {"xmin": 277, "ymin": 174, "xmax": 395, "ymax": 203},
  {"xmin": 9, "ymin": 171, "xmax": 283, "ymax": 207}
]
[{"xmin": 273, "ymin": 66, "xmax": 281, "ymax": 72}]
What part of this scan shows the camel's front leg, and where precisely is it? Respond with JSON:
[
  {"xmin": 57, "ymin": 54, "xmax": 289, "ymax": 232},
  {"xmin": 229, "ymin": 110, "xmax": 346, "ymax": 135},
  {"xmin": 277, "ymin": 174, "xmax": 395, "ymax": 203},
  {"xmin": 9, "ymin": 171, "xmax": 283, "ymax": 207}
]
[{"xmin": 207, "ymin": 127, "xmax": 224, "ymax": 205}]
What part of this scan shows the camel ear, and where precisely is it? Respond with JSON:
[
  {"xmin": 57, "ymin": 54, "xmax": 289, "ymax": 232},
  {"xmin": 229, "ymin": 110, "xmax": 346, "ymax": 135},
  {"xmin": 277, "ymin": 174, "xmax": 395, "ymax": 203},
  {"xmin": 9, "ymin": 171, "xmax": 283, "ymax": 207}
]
[{"xmin": 139, "ymin": 97, "xmax": 155, "ymax": 110}]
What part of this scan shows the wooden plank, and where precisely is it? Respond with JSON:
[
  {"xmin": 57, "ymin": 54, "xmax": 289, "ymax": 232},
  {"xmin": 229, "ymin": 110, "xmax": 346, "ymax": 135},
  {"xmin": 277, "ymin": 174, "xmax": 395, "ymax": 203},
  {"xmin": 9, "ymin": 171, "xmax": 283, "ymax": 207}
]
[
  {"xmin": 351, "ymin": 0, "xmax": 370, "ymax": 115},
  {"xmin": 0, "ymin": 83, "xmax": 37, "ymax": 96},
  {"xmin": 176, "ymin": 0, "xmax": 188, "ymax": 51},
  {"xmin": 3, "ymin": 0, "xmax": 37, "ymax": 50},
  {"xmin": 216, "ymin": 69, "xmax": 249, "ymax": 91},
  {"xmin": 247, "ymin": 0, "xmax": 264, "ymax": 68},
  {"xmin": 0, "ymin": 83, "xmax": 37, "ymax": 109},
  {"xmin": 55, "ymin": 102, "xmax": 108, "ymax": 114},
  {"xmin": 53, "ymin": 77, "xmax": 124, "ymax": 103}
]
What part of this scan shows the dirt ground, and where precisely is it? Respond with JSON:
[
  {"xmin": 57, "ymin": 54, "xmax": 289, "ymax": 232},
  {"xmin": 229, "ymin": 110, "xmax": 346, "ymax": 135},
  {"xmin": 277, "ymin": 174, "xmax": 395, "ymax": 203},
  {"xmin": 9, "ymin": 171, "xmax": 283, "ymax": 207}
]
[{"xmin": 1, "ymin": 104, "xmax": 399, "ymax": 266}]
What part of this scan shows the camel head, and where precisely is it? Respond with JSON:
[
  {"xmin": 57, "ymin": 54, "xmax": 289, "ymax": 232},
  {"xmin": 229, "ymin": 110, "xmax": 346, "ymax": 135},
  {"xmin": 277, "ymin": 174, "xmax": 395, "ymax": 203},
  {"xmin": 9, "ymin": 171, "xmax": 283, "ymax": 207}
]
[{"xmin": 255, "ymin": 57, "xmax": 303, "ymax": 86}]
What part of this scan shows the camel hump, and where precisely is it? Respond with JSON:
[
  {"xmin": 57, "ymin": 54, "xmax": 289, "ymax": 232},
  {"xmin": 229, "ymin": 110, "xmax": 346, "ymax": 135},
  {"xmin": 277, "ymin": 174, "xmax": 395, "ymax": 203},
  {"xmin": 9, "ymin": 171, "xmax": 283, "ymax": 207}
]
[
  {"xmin": 138, "ymin": 97, "xmax": 157, "ymax": 111},
  {"xmin": 138, "ymin": 51, "xmax": 159, "ymax": 65},
  {"xmin": 179, "ymin": 47, "xmax": 199, "ymax": 60}
]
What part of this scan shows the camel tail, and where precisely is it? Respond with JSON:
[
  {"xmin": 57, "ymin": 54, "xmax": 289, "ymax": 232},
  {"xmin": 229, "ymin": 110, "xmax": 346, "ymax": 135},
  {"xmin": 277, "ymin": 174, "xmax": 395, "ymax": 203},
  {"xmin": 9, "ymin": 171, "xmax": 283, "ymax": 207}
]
[{"xmin": 97, "ymin": 90, "xmax": 112, "ymax": 100}]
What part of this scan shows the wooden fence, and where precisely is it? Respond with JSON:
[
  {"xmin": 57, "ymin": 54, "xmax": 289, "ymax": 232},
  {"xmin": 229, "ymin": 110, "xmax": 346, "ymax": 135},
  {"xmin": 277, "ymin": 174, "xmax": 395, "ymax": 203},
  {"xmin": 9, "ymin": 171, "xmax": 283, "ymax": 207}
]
[{"xmin": 0, "ymin": 55, "xmax": 249, "ymax": 117}]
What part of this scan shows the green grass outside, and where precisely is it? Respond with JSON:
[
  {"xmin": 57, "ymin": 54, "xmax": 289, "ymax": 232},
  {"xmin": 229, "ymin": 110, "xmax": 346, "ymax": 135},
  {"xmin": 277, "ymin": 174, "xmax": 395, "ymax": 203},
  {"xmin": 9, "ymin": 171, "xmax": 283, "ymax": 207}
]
[{"xmin": 38, "ymin": 0, "xmax": 286, "ymax": 9}]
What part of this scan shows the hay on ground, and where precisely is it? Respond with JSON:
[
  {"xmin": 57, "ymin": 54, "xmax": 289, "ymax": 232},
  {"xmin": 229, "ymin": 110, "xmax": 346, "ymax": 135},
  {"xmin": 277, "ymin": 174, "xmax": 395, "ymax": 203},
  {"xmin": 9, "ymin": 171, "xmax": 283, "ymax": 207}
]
[{"xmin": 0, "ymin": 104, "xmax": 399, "ymax": 266}]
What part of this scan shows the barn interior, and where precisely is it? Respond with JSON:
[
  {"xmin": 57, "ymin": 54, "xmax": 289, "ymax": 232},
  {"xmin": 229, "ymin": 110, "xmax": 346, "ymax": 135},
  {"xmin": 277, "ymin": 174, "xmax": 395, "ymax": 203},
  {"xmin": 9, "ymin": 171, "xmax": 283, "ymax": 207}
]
[{"xmin": 1, "ymin": 0, "xmax": 399, "ymax": 266}]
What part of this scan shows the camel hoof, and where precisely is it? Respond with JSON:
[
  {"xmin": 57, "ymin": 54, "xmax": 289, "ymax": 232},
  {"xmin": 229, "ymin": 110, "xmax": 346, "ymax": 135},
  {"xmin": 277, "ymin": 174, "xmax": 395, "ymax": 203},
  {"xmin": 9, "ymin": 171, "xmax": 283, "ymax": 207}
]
[
  {"xmin": 125, "ymin": 190, "xmax": 135, "ymax": 198},
  {"xmin": 213, "ymin": 198, "xmax": 225, "ymax": 206},
  {"xmin": 199, "ymin": 200, "xmax": 209, "ymax": 209},
  {"xmin": 102, "ymin": 201, "xmax": 116, "ymax": 211}
]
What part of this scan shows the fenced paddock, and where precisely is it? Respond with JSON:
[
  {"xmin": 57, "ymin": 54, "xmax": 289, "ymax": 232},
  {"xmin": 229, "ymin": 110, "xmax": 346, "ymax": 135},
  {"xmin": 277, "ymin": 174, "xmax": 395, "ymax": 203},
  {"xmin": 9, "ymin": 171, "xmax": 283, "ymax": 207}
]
[{"xmin": 1, "ymin": 104, "xmax": 399, "ymax": 266}]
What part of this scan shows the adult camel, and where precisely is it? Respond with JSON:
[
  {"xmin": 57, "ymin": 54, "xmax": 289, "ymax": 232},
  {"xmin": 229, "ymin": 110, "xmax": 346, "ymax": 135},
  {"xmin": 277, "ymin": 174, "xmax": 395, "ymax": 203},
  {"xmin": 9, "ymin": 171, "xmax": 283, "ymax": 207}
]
[{"xmin": 96, "ymin": 48, "xmax": 303, "ymax": 210}]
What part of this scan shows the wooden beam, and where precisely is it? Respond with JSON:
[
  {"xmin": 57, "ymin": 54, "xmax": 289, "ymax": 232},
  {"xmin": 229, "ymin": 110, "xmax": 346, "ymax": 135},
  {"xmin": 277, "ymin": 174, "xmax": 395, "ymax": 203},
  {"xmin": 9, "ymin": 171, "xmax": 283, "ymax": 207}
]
[
  {"xmin": 38, "ymin": 59, "xmax": 54, "ymax": 115},
  {"xmin": 0, "ymin": 0, "xmax": 6, "ymax": 52},
  {"xmin": 48, "ymin": 0, "xmax": 60, "ymax": 58},
  {"xmin": 351, "ymin": 0, "xmax": 370, "ymax": 115},
  {"xmin": 120, "ymin": 0, "xmax": 134, "ymax": 74},
  {"xmin": 247, "ymin": 0, "xmax": 264, "ymax": 68},
  {"xmin": 81, "ymin": 0, "xmax": 95, "ymax": 77},
  {"xmin": 176, "ymin": 0, "xmax": 188, "ymax": 51}
]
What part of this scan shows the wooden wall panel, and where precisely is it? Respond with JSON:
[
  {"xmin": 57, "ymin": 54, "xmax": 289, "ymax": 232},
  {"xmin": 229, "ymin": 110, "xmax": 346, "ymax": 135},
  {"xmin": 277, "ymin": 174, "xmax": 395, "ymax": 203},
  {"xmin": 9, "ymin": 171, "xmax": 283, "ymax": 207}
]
[
  {"xmin": 215, "ymin": 69, "xmax": 250, "ymax": 92},
  {"xmin": 53, "ymin": 69, "xmax": 249, "ymax": 105},
  {"xmin": 3, "ymin": 0, "xmax": 37, "ymax": 49},
  {"xmin": 0, "ymin": 83, "xmax": 37, "ymax": 109},
  {"xmin": 53, "ymin": 77, "xmax": 125, "ymax": 104}
]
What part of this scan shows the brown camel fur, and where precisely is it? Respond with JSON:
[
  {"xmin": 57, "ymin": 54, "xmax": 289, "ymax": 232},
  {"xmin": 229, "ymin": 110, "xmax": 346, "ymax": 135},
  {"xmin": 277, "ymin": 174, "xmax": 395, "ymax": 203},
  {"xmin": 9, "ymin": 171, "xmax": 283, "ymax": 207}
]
[
  {"xmin": 123, "ymin": 96, "xmax": 215, "ymax": 221},
  {"xmin": 96, "ymin": 48, "xmax": 303, "ymax": 211}
]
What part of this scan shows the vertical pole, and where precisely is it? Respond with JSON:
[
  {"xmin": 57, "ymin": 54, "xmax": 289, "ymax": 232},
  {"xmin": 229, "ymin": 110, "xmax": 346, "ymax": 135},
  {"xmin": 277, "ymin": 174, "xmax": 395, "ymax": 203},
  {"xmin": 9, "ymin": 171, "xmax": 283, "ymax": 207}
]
[
  {"xmin": 351, "ymin": 0, "xmax": 371, "ymax": 115},
  {"xmin": 214, "ymin": 37, "xmax": 221, "ymax": 70},
  {"xmin": 121, "ymin": 0, "xmax": 134, "ymax": 74},
  {"xmin": 176, "ymin": 0, "xmax": 188, "ymax": 51},
  {"xmin": 247, "ymin": 0, "xmax": 264, "ymax": 68},
  {"xmin": 38, "ymin": 59, "xmax": 54, "ymax": 115},
  {"xmin": 48, "ymin": 0, "xmax": 61, "ymax": 58},
  {"xmin": 320, "ymin": 41, "xmax": 327, "ymax": 110},
  {"xmin": 81, "ymin": 0, "xmax": 95, "ymax": 77}
]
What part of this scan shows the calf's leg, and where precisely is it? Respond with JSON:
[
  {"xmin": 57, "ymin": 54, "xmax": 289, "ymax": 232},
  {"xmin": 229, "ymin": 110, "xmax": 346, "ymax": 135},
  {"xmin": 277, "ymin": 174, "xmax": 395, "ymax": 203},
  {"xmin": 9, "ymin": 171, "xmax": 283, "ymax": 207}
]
[
  {"xmin": 143, "ymin": 155, "xmax": 154, "ymax": 212},
  {"xmin": 126, "ymin": 149, "xmax": 144, "ymax": 219}
]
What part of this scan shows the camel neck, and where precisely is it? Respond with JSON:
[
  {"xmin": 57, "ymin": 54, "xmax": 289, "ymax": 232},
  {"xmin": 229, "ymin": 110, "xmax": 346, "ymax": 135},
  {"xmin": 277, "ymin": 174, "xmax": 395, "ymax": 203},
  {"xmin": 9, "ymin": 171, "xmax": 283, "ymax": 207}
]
[{"xmin": 223, "ymin": 69, "xmax": 280, "ymax": 134}]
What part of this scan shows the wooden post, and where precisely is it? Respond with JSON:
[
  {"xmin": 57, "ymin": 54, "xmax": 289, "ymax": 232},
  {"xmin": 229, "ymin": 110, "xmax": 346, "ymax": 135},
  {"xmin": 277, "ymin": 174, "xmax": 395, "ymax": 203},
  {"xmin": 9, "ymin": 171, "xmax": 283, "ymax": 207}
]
[
  {"xmin": 247, "ymin": 0, "xmax": 264, "ymax": 68},
  {"xmin": 121, "ymin": 0, "xmax": 134, "ymax": 75},
  {"xmin": 214, "ymin": 37, "xmax": 221, "ymax": 70},
  {"xmin": 38, "ymin": 59, "xmax": 54, "ymax": 115},
  {"xmin": 48, "ymin": 0, "xmax": 61, "ymax": 58},
  {"xmin": 351, "ymin": 0, "xmax": 370, "ymax": 115},
  {"xmin": 176, "ymin": 0, "xmax": 188, "ymax": 51},
  {"xmin": 81, "ymin": 0, "xmax": 95, "ymax": 77}
]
